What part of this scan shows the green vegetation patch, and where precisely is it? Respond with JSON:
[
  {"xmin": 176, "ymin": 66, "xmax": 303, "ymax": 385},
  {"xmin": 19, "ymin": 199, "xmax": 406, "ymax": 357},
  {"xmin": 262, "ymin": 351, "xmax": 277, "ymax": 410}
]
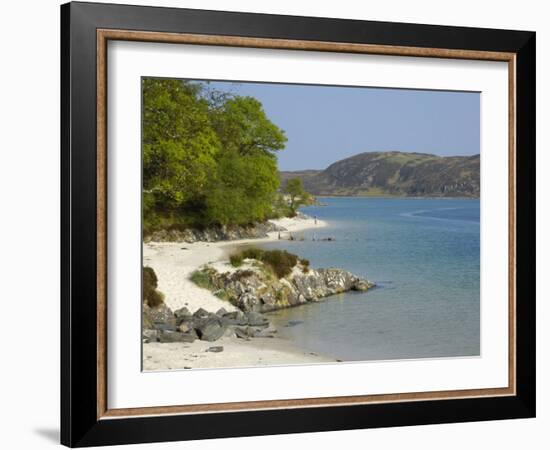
[
  {"xmin": 230, "ymin": 247, "xmax": 299, "ymax": 279},
  {"xmin": 229, "ymin": 253, "xmax": 244, "ymax": 267},
  {"xmin": 190, "ymin": 270, "xmax": 215, "ymax": 290}
]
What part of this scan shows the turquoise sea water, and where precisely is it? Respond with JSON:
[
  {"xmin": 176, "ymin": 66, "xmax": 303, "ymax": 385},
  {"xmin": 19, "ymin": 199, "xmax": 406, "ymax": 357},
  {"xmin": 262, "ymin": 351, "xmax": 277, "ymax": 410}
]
[{"xmin": 262, "ymin": 197, "xmax": 480, "ymax": 361}]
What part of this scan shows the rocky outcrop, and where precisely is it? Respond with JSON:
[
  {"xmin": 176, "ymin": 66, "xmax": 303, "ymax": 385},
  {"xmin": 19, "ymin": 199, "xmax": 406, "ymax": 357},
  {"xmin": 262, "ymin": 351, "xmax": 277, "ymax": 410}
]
[
  {"xmin": 142, "ymin": 257, "xmax": 375, "ymax": 344},
  {"xmin": 197, "ymin": 262, "xmax": 375, "ymax": 313},
  {"xmin": 142, "ymin": 303, "xmax": 276, "ymax": 344},
  {"xmin": 144, "ymin": 221, "xmax": 285, "ymax": 243}
]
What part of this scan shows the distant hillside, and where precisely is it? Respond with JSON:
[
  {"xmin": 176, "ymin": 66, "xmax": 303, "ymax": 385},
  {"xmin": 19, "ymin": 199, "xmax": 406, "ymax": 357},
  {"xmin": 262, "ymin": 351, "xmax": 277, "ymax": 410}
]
[{"xmin": 280, "ymin": 151, "xmax": 480, "ymax": 198}]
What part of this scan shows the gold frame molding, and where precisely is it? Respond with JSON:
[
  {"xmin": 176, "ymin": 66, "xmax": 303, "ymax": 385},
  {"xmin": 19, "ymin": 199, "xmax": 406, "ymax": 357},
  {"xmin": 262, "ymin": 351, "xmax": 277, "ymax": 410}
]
[{"xmin": 96, "ymin": 29, "xmax": 517, "ymax": 420}]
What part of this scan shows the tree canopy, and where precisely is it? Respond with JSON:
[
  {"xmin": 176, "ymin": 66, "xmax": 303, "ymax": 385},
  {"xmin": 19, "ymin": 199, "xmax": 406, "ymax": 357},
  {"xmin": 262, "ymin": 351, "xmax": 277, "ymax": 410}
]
[{"xmin": 142, "ymin": 78, "xmax": 287, "ymax": 232}]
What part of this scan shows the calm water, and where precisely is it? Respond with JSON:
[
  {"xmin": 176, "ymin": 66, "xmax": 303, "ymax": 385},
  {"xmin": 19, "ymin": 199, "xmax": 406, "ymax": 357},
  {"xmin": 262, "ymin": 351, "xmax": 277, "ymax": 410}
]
[{"xmin": 262, "ymin": 197, "xmax": 480, "ymax": 361}]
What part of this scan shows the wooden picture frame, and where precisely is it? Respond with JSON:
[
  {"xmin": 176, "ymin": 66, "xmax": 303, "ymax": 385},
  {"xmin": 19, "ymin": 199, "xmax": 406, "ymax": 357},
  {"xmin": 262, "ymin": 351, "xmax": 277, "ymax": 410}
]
[{"xmin": 61, "ymin": 2, "xmax": 535, "ymax": 447}]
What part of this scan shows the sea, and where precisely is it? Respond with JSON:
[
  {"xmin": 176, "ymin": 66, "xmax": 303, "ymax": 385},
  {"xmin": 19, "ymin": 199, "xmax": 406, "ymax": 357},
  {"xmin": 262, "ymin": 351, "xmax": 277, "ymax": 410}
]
[{"xmin": 261, "ymin": 197, "xmax": 480, "ymax": 362}]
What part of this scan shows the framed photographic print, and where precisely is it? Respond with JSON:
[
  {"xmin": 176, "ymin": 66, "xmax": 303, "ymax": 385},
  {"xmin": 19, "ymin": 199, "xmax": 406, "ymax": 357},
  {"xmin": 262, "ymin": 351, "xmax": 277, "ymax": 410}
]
[{"xmin": 60, "ymin": 1, "xmax": 536, "ymax": 447}]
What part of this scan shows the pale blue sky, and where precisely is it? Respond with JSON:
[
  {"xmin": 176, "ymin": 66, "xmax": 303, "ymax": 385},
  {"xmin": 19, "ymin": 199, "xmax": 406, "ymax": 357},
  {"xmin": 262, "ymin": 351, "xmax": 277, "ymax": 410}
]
[{"xmin": 205, "ymin": 80, "xmax": 480, "ymax": 171}]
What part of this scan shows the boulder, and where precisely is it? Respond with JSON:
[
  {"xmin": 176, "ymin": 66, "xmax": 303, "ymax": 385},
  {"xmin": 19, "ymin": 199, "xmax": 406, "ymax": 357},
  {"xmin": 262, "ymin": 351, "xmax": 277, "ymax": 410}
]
[
  {"xmin": 193, "ymin": 307, "xmax": 211, "ymax": 319},
  {"xmin": 216, "ymin": 307, "xmax": 229, "ymax": 316},
  {"xmin": 353, "ymin": 279, "xmax": 374, "ymax": 291},
  {"xmin": 143, "ymin": 303, "xmax": 176, "ymax": 329},
  {"xmin": 222, "ymin": 310, "xmax": 247, "ymax": 326},
  {"xmin": 158, "ymin": 330, "xmax": 197, "ymax": 343},
  {"xmin": 246, "ymin": 311, "xmax": 269, "ymax": 327},
  {"xmin": 142, "ymin": 329, "xmax": 159, "ymax": 343},
  {"xmin": 152, "ymin": 322, "xmax": 178, "ymax": 332},
  {"xmin": 206, "ymin": 346, "xmax": 224, "ymax": 353},
  {"xmin": 174, "ymin": 306, "xmax": 192, "ymax": 319},
  {"xmin": 234, "ymin": 326, "xmax": 255, "ymax": 339},
  {"xmin": 178, "ymin": 321, "xmax": 193, "ymax": 333},
  {"xmin": 195, "ymin": 317, "xmax": 226, "ymax": 342},
  {"xmin": 223, "ymin": 327, "xmax": 237, "ymax": 338}
]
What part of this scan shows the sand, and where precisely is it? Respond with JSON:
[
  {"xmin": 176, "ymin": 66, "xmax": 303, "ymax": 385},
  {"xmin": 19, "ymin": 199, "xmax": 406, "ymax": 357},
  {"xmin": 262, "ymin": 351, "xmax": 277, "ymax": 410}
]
[
  {"xmin": 142, "ymin": 216, "xmax": 329, "ymax": 370},
  {"xmin": 143, "ymin": 336, "xmax": 336, "ymax": 371}
]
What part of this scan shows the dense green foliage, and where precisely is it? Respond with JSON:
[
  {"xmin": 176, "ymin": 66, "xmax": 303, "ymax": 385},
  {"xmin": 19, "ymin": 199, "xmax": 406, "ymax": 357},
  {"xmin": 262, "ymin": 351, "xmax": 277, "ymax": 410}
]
[
  {"xmin": 143, "ymin": 266, "xmax": 165, "ymax": 307},
  {"xmin": 279, "ymin": 151, "xmax": 480, "ymax": 198},
  {"xmin": 229, "ymin": 247, "xmax": 299, "ymax": 278},
  {"xmin": 143, "ymin": 79, "xmax": 287, "ymax": 232}
]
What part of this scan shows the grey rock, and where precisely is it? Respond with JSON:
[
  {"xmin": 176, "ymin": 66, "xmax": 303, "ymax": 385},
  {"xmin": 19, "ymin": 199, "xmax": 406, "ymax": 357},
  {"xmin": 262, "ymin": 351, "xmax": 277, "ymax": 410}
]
[
  {"xmin": 143, "ymin": 303, "xmax": 176, "ymax": 328},
  {"xmin": 158, "ymin": 330, "xmax": 196, "ymax": 343},
  {"xmin": 222, "ymin": 310, "xmax": 247, "ymax": 326},
  {"xmin": 193, "ymin": 307, "xmax": 211, "ymax": 319},
  {"xmin": 237, "ymin": 292, "xmax": 261, "ymax": 312},
  {"xmin": 206, "ymin": 346, "xmax": 224, "ymax": 353},
  {"xmin": 216, "ymin": 307, "xmax": 229, "ymax": 316},
  {"xmin": 255, "ymin": 326, "xmax": 277, "ymax": 338},
  {"xmin": 174, "ymin": 306, "xmax": 192, "ymax": 319},
  {"xmin": 223, "ymin": 327, "xmax": 237, "ymax": 338},
  {"xmin": 178, "ymin": 321, "xmax": 193, "ymax": 333},
  {"xmin": 353, "ymin": 279, "xmax": 374, "ymax": 291},
  {"xmin": 195, "ymin": 317, "xmax": 226, "ymax": 342},
  {"xmin": 246, "ymin": 311, "xmax": 269, "ymax": 327},
  {"xmin": 152, "ymin": 323, "xmax": 178, "ymax": 332},
  {"xmin": 142, "ymin": 329, "xmax": 159, "ymax": 342},
  {"xmin": 234, "ymin": 327, "xmax": 255, "ymax": 340}
]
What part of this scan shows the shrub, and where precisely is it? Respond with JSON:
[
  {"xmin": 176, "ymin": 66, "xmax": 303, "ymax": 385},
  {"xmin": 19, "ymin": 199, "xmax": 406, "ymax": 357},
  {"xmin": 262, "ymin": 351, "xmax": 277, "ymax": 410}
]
[
  {"xmin": 229, "ymin": 247, "xmax": 300, "ymax": 278},
  {"xmin": 190, "ymin": 270, "xmax": 215, "ymax": 290},
  {"xmin": 261, "ymin": 250, "xmax": 298, "ymax": 278},
  {"xmin": 143, "ymin": 266, "xmax": 165, "ymax": 307},
  {"xmin": 229, "ymin": 253, "xmax": 244, "ymax": 267},
  {"xmin": 240, "ymin": 247, "xmax": 265, "ymax": 260}
]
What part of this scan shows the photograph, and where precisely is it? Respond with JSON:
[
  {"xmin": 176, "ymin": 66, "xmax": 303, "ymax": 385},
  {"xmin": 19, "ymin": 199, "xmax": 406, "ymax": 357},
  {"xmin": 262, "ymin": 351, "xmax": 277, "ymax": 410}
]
[
  {"xmin": 141, "ymin": 78, "xmax": 481, "ymax": 371},
  {"xmin": 56, "ymin": 1, "xmax": 536, "ymax": 446}
]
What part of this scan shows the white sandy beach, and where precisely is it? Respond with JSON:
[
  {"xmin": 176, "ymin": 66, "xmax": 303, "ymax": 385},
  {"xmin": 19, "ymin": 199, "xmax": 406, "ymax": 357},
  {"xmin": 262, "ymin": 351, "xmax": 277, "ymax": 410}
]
[
  {"xmin": 143, "ymin": 335, "xmax": 335, "ymax": 370},
  {"xmin": 143, "ymin": 215, "xmax": 328, "ymax": 370}
]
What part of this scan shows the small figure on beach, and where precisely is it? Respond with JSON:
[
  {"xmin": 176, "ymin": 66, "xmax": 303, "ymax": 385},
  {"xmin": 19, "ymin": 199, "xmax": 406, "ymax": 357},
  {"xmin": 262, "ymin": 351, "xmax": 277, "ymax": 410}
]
[
  {"xmin": 278, "ymin": 231, "xmax": 281, "ymax": 240},
  {"xmin": 314, "ymin": 215, "xmax": 318, "ymax": 225}
]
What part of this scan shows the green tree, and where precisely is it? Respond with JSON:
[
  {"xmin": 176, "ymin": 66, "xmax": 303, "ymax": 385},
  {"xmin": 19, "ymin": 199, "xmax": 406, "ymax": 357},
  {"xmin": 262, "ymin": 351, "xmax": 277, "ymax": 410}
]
[
  {"xmin": 210, "ymin": 96, "xmax": 287, "ymax": 157},
  {"xmin": 142, "ymin": 79, "xmax": 220, "ymax": 229},
  {"xmin": 142, "ymin": 79, "xmax": 288, "ymax": 231},
  {"xmin": 283, "ymin": 178, "xmax": 309, "ymax": 216},
  {"xmin": 206, "ymin": 95, "xmax": 286, "ymax": 225}
]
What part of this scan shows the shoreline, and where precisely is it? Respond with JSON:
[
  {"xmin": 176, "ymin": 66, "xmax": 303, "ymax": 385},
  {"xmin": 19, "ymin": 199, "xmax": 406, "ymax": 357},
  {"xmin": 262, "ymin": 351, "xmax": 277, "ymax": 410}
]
[
  {"xmin": 143, "ymin": 215, "xmax": 329, "ymax": 370},
  {"xmin": 143, "ymin": 215, "xmax": 327, "ymax": 314},
  {"xmin": 143, "ymin": 335, "xmax": 336, "ymax": 371}
]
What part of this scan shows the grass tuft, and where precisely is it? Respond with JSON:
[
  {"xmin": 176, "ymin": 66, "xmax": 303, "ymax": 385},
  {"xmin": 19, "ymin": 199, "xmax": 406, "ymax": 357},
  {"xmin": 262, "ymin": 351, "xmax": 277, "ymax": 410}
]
[{"xmin": 190, "ymin": 270, "xmax": 215, "ymax": 290}]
